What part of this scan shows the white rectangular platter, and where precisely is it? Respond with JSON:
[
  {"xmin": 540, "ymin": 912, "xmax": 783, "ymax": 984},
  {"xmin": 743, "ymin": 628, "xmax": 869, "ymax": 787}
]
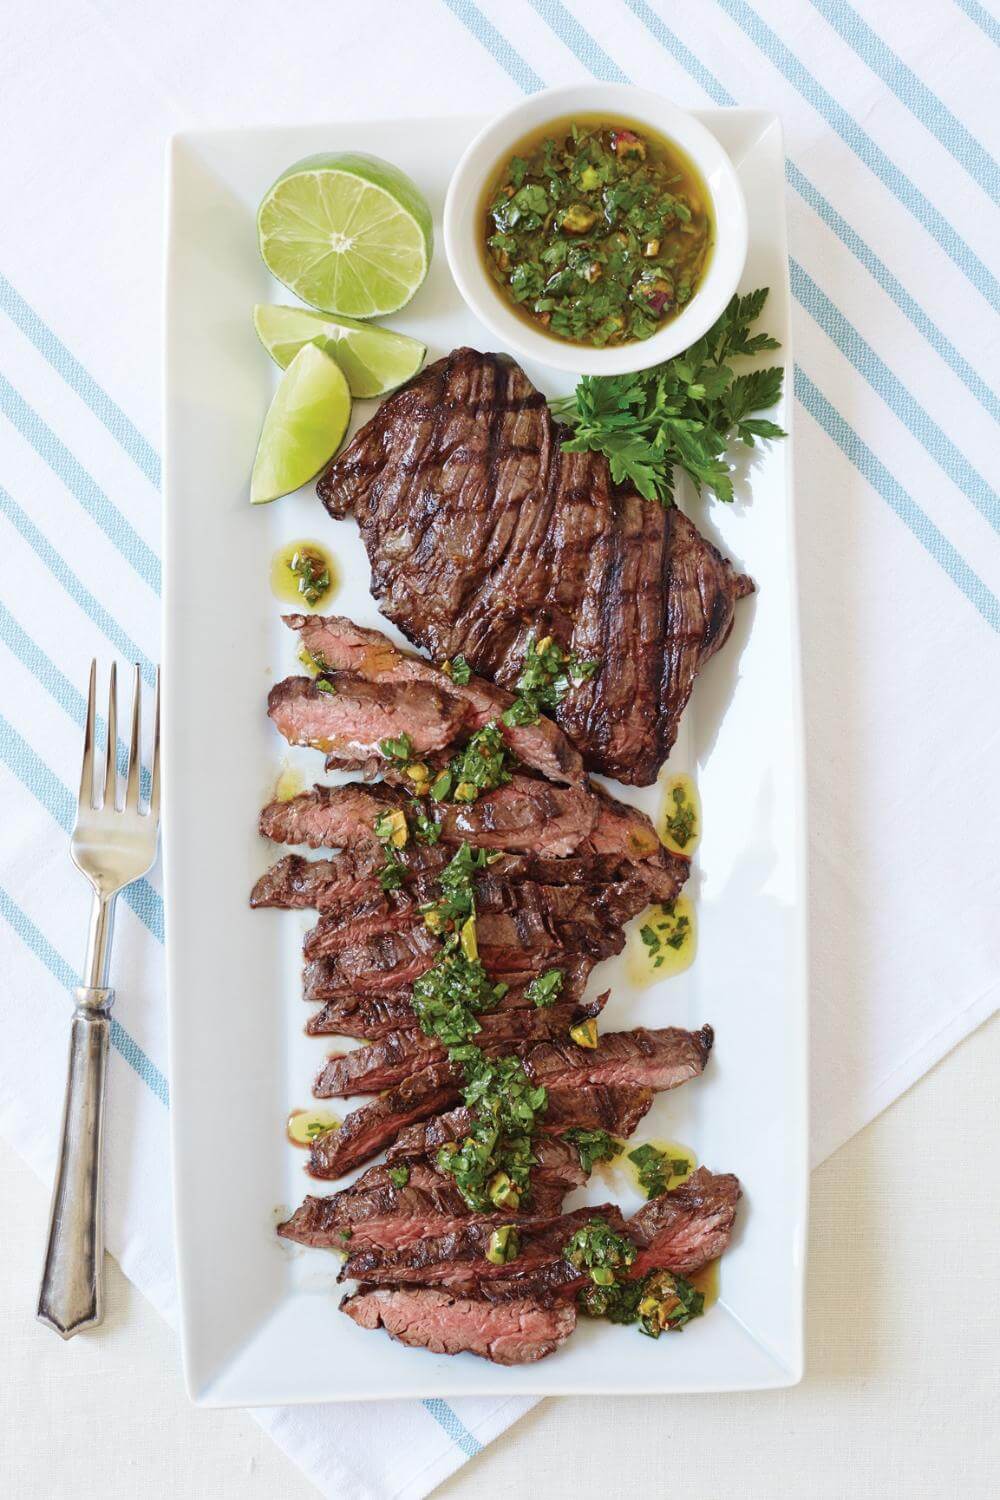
[{"xmin": 164, "ymin": 108, "xmax": 806, "ymax": 1406}]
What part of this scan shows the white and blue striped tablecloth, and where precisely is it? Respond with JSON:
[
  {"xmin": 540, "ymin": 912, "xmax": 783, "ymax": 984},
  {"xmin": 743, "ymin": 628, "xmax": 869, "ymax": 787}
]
[{"xmin": 1, "ymin": 3, "xmax": 997, "ymax": 1496}]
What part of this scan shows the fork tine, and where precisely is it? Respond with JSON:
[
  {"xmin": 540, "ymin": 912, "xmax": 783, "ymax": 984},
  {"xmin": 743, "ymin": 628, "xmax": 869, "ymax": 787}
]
[
  {"xmin": 149, "ymin": 666, "xmax": 161, "ymax": 823},
  {"xmin": 104, "ymin": 662, "xmax": 117, "ymax": 810},
  {"xmin": 125, "ymin": 664, "xmax": 142, "ymax": 810},
  {"xmin": 79, "ymin": 660, "xmax": 97, "ymax": 811}
]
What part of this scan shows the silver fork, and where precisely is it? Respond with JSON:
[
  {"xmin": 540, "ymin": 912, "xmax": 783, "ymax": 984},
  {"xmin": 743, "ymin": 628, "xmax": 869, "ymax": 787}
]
[{"xmin": 37, "ymin": 660, "xmax": 161, "ymax": 1338}]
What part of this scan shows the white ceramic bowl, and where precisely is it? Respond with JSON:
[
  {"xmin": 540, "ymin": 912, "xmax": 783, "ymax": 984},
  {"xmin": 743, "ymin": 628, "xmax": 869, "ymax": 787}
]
[{"xmin": 444, "ymin": 84, "xmax": 748, "ymax": 376}]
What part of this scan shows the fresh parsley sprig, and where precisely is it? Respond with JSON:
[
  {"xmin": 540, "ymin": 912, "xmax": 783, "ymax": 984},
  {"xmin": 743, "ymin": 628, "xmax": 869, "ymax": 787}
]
[{"xmin": 550, "ymin": 287, "xmax": 786, "ymax": 506}]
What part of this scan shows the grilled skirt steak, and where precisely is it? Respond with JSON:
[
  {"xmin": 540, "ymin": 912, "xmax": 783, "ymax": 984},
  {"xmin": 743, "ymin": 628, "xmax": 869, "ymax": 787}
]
[
  {"xmin": 267, "ymin": 673, "xmax": 471, "ymax": 764},
  {"xmin": 341, "ymin": 1286, "xmax": 576, "ymax": 1364},
  {"xmin": 341, "ymin": 1204, "xmax": 628, "ymax": 1293},
  {"xmin": 309, "ymin": 1076, "xmax": 654, "ymax": 1178},
  {"xmin": 285, "ymin": 612, "xmax": 584, "ymax": 784},
  {"xmin": 483, "ymin": 1168, "xmax": 741, "ymax": 1304},
  {"xmin": 628, "ymin": 1167, "xmax": 742, "ymax": 1278},
  {"xmin": 304, "ymin": 958, "xmax": 597, "ymax": 1038},
  {"xmin": 317, "ymin": 347, "xmax": 753, "ymax": 784},
  {"xmin": 523, "ymin": 1024, "xmax": 714, "ymax": 1092},
  {"xmin": 312, "ymin": 996, "xmax": 608, "ymax": 1097},
  {"xmin": 279, "ymin": 1133, "xmax": 582, "ymax": 1254}
]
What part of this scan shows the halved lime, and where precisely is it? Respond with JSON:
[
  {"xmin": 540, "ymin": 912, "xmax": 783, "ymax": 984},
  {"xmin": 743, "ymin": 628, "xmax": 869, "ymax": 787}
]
[
  {"xmin": 250, "ymin": 343, "xmax": 351, "ymax": 505},
  {"xmin": 253, "ymin": 304, "xmax": 425, "ymax": 398},
  {"xmin": 257, "ymin": 152, "xmax": 433, "ymax": 318}
]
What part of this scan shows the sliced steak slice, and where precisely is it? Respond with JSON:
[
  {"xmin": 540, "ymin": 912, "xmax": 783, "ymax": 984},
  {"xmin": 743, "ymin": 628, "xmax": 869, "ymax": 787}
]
[
  {"xmin": 259, "ymin": 777, "xmax": 595, "ymax": 857},
  {"xmin": 303, "ymin": 926, "xmax": 442, "ymax": 999},
  {"xmin": 267, "ymin": 674, "xmax": 470, "ymax": 763},
  {"xmin": 524, "ymin": 1025, "xmax": 714, "ymax": 1092},
  {"xmin": 280, "ymin": 1132, "xmax": 579, "ymax": 1255},
  {"xmin": 485, "ymin": 1168, "xmax": 741, "ymax": 1304},
  {"xmin": 628, "ymin": 1166, "xmax": 742, "ymax": 1278},
  {"xmin": 259, "ymin": 782, "xmax": 407, "ymax": 850},
  {"xmin": 317, "ymin": 346, "xmax": 752, "ymax": 784},
  {"xmin": 301, "ymin": 874, "xmax": 643, "ymax": 961},
  {"xmin": 304, "ymin": 958, "xmax": 596, "ymax": 1038},
  {"xmin": 250, "ymin": 846, "xmax": 453, "ymax": 910},
  {"xmin": 312, "ymin": 997, "xmax": 605, "ymax": 1097},
  {"xmin": 584, "ymin": 784, "xmax": 690, "ymax": 901},
  {"xmin": 544, "ymin": 1084, "xmax": 653, "ymax": 1137},
  {"xmin": 285, "ymin": 612, "xmax": 584, "ymax": 785},
  {"xmin": 308, "ymin": 1065, "xmax": 459, "ymax": 1178},
  {"xmin": 341, "ymin": 1204, "xmax": 627, "ymax": 1293},
  {"xmin": 341, "ymin": 1286, "xmax": 576, "ymax": 1364}
]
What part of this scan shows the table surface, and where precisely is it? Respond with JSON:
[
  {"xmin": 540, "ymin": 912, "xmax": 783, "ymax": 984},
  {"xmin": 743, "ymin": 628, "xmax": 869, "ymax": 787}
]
[{"xmin": 2, "ymin": 1013, "xmax": 995, "ymax": 1499}]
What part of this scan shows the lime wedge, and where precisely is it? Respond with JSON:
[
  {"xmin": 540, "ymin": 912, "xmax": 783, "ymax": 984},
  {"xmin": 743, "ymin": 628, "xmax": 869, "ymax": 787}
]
[
  {"xmin": 257, "ymin": 152, "xmax": 433, "ymax": 318},
  {"xmin": 250, "ymin": 344, "xmax": 351, "ymax": 505},
  {"xmin": 253, "ymin": 304, "xmax": 425, "ymax": 398}
]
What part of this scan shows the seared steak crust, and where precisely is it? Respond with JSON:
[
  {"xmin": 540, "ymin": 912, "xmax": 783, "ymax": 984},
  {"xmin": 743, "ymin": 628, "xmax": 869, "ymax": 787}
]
[
  {"xmin": 318, "ymin": 347, "xmax": 752, "ymax": 784},
  {"xmin": 341, "ymin": 1286, "xmax": 576, "ymax": 1364}
]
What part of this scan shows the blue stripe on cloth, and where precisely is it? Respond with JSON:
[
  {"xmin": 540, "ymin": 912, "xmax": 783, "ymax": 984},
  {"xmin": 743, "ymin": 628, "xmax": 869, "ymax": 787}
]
[
  {"xmin": 0, "ymin": 371, "xmax": 161, "ymax": 595},
  {"xmin": 0, "ymin": 712, "xmax": 164, "ymax": 942},
  {"xmin": 422, "ymin": 1399, "xmax": 483, "ymax": 1457},
  {"xmin": 952, "ymin": 0, "xmax": 1000, "ymax": 50},
  {"xmin": 784, "ymin": 163, "xmax": 999, "ymax": 423},
  {"xmin": 527, "ymin": 0, "xmax": 627, "ymax": 80},
  {"xmin": 439, "ymin": 0, "xmax": 545, "ymax": 91},
  {"xmin": 622, "ymin": 0, "xmax": 998, "ymax": 421},
  {"xmin": 0, "ymin": 273, "xmax": 161, "ymax": 489},
  {"xmin": 713, "ymin": 0, "xmax": 1000, "ymax": 306},
  {"xmin": 0, "ymin": 485, "xmax": 156, "ymax": 687},
  {"xmin": 790, "ymin": 261, "xmax": 1000, "ymax": 531},
  {"xmin": 447, "ymin": 0, "xmax": 1000, "ymax": 627},
  {"xmin": 0, "ymin": 884, "xmax": 168, "ymax": 1105},
  {"xmin": 795, "ymin": 369, "xmax": 1000, "ymax": 633},
  {"xmin": 0, "ymin": 597, "xmax": 153, "ymax": 800},
  {"xmin": 809, "ymin": 1, "xmax": 999, "ymax": 199}
]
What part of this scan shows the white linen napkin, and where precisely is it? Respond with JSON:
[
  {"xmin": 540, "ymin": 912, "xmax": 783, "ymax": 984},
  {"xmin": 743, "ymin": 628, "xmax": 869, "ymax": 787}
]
[{"xmin": 1, "ymin": 2, "xmax": 997, "ymax": 1495}]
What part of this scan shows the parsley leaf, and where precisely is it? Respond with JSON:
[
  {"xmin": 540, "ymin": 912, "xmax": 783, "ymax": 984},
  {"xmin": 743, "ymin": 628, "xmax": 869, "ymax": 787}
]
[{"xmin": 551, "ymin": 287, "xmax": 785, "ymax": 506}]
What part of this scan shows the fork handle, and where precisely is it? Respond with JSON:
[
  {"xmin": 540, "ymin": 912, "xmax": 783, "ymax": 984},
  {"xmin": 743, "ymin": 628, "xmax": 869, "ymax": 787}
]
[{"xmin": 37, "ymin": 987, "xmax": 114, "ymax": 1338}]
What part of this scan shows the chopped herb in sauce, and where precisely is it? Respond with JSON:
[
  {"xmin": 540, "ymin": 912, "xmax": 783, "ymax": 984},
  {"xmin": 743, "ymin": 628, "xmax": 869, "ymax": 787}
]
[
  {"xmin": 485, "ymin": 119, "xmax": 712, "ymax": 349},
  {"xmin": 288, "ymin": 547, "xmax": 331, "ymax": 606},
  {"xmin": 379, "ymin": 732, "xmax": 414, "ymax": 763},
  {"xmin": 314, "ymin": 677, "xmax": 336, "ymax": 695},
  {"xmin": 442, "ymin": 654, "xmax": 472, "ymax": 685},
  {"xmin": 562, "ymin": 1127, "xmax": 621, "ymax": 1174},
  {"xmin": 639, "ymin": 900, "xmax": 691, "ymax": 967},
  {"xmin": 387, "ymin": 1164, "xmax": 410, "ymax": 1189},
  {"xmin": 410, "ymin": 950, "xmax": 504, "ymax": 1048},
  {"xmin": 563, "ymin": 1217, "xmax": 636, "ymax": 1286},
  {"xmin": 635, "ymin": 1269, "xmax": 705, "ymax": 1335},
  {"xmin": 437, "ymin": 1051, "xmax": 548, "ymax": 1212},
  {"xmin": 627, "ymin": 1142, "xmax": 690, "ymax": 1199},
  {"xmin": 448, "ymin": 722, "xmax": 512, "ymax": 802},
  {"xmin": 502, "ymin": 634, "xmax": 598, "ymax": 728},
  {"xmin": 485, "ymin": 1225, "xmax": 521, "ymax": 1265},
  {"xmin": 664, "ymin": 783, "xmax": 697, "ymax": 848},
  {"xmin": 525, "ymin": 967, "xmax": 564, "ymax": 1007}
]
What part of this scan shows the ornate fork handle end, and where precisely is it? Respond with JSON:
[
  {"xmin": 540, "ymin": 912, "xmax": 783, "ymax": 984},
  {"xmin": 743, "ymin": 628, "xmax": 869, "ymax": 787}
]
[{"xmin": 36, "ymin": 986, "xmax": 115, "ymax": 1339}]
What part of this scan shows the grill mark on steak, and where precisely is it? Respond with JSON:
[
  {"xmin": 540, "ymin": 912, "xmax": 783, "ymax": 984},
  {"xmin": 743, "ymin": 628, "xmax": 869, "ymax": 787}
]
[
  {"xmin": 303, "ymin": 926, "xmax": 442, "ymax": 998},
  {"xmin": 284, "ymin": 612, "xmax": 583, "ymax": 784},
  {"xmin": 317, "ymin": 348, "xmax": 752, "ymax": 784},
  {"xmin": 267, "ymin": 673, "xmax": 470, "ymax": 763},
  {"xmin": 523, "ymin": 1024, "xmax": 714, "ymax": 1092},
  {"xmin": 341, "ymin": 1286, "xmax": 576, "ymax": 1365},
  {"xmin": 258, "ymin": 782, "xmax": 407, "ymax": 850}
]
